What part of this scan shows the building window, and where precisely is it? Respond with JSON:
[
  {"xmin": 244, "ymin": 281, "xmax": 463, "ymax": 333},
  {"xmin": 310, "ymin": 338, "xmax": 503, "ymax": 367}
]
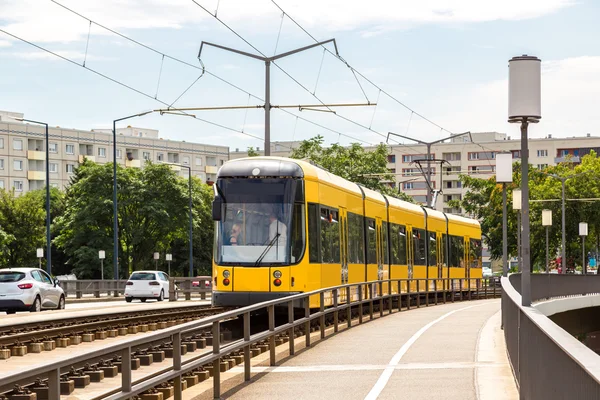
[
  {"xmin": 98, "ymin": 147, "xmax": 106, "ymax": 158},
  {"xmin": 157, "ymin": 153, "xmax": 164, "ymax": 162},
  {"xmin": 49, "ymin": 163, "xmax": 58, "ymax": 173},
  {"xmin": 511, "ymin": 150, "xmax": 521, "ymax": 158},
  {"xmin": 13, "ymin": 180, "xmax": 23, "ymax": 192},
  {"xmin": 182, "ymin": 156, "xmax": 190, "ymax": 165},
  {"xmin": 403, "ymin": 182, "xmax": 414, "ymax": 190},
  {"xmin": 387, "ymin": 155, "xmax": 396, "ymax": 163},
  {"xmin": 0, "ymin": 137, "xmax": 4, "ymax": 149},
  {"xmin": 468, "ymin": 151, "xmax": 495, "ymax": 161},
  {"xmin": 0, "ymin": 159, "xmax": 3, "ymax": 170},
  {"xmin": 561, "ymin": 149, "xmax": 569, "ymax": 157},
  {"xmin": 143, "ymin": 151, "xmax": 151, "ymax": 160},
  {"xmin": 537, "ymin": 149, "xmax": 548, "ymax": 157},
  {"xmin": 403, "ymin": 154, "xmax": 432, "ymax": 163},
  {"xmin": 443, "ymin": 152, "xmax": 461, "ymax": 161},
  {"xmin": 65, "ymin": 144, "xmax": 75, "ymax": 154},
  {"xmin": 195, "ymin": 157, "xmax": 202, "ymax": 166},
  {"xmin": 13, "ymin": 139, "xmax": 23, "ymax": 151},
  {"xmin": 220, "ymin": 159, "xmax": 225, "ymax": 166},
  {"xmin": 0, "ymin": 180, "xmax": 4, "ymax": 189},
  {"xmin": 116, "ymin": 149, "xmax": 122, "ymax": 159},
  {"xmin": 66, "ymin": 164, "xmax": 75, "ymax": 173},
  {"xmin": 537, "ymin": 164, "xmax": 548, "ymax": 170},
  {"xmin": 13, "ymin": 160, "xmax": 23, "ymax": 171},
  {"xmin": 49, "ymin": 143, "xmax": 57, "ymax": 153}
]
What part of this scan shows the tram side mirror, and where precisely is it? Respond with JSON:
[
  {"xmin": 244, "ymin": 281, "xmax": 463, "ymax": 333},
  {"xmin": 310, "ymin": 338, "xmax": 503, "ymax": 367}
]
[{"xmin": 212, "ymin": 198, "xmax": 222, "ymax": 221}]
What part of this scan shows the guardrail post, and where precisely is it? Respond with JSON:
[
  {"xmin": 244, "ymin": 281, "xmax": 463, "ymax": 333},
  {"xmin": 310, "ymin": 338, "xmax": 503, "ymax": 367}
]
[
  {"xmin": 184, "ymin": 279, "xmax": 192, "ymax": 301},
  {"xmin": 379, "ymin": 281, "xmax": 384, "ymax": 317},
  {"xmin": 484, "ymin": 279, "xmax": 488, "ymax": 299},
  {"xmin": 93, "ymin": 281, "xmax": 100, "ymax": 298},
  {"xmin": 244, "ymin": 311, "xmax": 251, "ymax": 381},
  {"xmin": 48, "ymin": 367, "xmax": 60, "ymax": 400},
  {"xmin": 416, "ymin": 280, "xmax": 421, "ymax": 308},
  {"xmin": 169, "ymin": 278, "xmax": 176, "ymax": 301},
  {"xmin": 397, "ymin": 281, "xmax": 402, "ymax": 311},
  {"xmin": 468, "ymin": 279, "xmax": 472, "ymax": 301},
  {"xmin": 407, "ymin": 280, "xmax": 411, "ymax": 310},
  {"xmin": 388, "ymin": 280, "xmax": 393, "ymax": 314},
  {"xmin": 201, "ymin": 279, "xmax": 207, "ymax": 300},
  {"xmin": 358, "ymin": 285, "xmax": 363, "ymax": 324},
  {"xmin": 443, "ymin": 279, "xmax": 447, "ymax": 304},
  {"xmin": 288, "ymin": 301, "xmax": 295, "ymax": 355},
  {"xmin": 346, "ymin": 286, "xmax": 352, "ymax": 328},
  {"xmin": 369, "ymin": 284, "xmax": 374, "ymax": 320},
  {"xmin": 114, "ymin": 280, "xmax": 120, "ymax": 297},
  {"xmin": 76, "ymin": 281, "xmax": 82, "ymax": 299},
  {"xmin": 268, "ymin": 304, "xmax": 276, "ymax": 366},
  {"xmin": 333, "ymin": 289, "xmax": 339, "ymax": 333},
  {"xmin": 121, "ymin": 346, "xmax": 132, "ymax": 393},
  {"xmin": 319, "ymin": 293, "xmax": 326, "ymax": 339},
  {"xmin": 425, "ymin": 279, "xmax": 429, "ymax": 307},
  {"xmin": 451, "ymin": 279, "xmax": 455, "ymax": 302},
  {"xmin": 212, "ymin": 321, "xmax": 221, "ymax": 399},
  {"xmin": 434, "ymin": 280, "xmax": 438, "ymax": 305},
  {"xmin": 305, "ymin": 299, "xmax": 311, "ymax": 347},
  {"xmin": 493, "ymin": 280, "xmax": 497, "ymax": 298}
]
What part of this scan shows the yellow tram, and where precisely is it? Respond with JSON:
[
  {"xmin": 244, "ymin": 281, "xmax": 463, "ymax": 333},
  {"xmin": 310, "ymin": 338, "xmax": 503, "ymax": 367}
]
[{"xmin": 211, "ymin": 157, "xmax": 482, "ymax": 308}]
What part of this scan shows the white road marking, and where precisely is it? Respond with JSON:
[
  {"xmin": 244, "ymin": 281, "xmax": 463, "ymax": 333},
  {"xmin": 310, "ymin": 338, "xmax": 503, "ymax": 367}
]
[
  {"xmin": 228, "ymin": 362, "xmax": 504, "ymax": 374},
  {"xmin": 364, "ymin": 303, "xmax": 486, "ymax": 400}
]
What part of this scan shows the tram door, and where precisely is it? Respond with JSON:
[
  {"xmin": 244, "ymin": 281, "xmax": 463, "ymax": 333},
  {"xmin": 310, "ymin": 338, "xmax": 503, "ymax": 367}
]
[
  {"xmin": 437, "ymin": 232, "xmax": 444, "ymax": 279},
  {"xmin": 464, "ymin": 236, "xmax": 470, "ymax": 290},
  {"xmin": 339, "ymin": 207, "xmax": 349, "ymax": 286},
  {"xmin": 406, "ymin": 226, "xmax": 414, "ymax": 280}
]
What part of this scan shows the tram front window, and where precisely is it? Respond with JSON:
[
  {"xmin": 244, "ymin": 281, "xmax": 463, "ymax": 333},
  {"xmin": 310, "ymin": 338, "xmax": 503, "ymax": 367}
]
[{"xmin": 214, "ymin": 178, "xmax": 304, "ymax": 266}]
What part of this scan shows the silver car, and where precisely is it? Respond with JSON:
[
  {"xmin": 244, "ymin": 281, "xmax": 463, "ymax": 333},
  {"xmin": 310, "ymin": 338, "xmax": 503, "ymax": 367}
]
[{"xmin": 0, "ymin": 268, "xmax": 65, "ymax": 314}]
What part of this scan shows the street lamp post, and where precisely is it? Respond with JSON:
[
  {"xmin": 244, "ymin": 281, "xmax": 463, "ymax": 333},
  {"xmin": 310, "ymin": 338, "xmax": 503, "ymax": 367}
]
[
  {"xmin": 512, "ymin": 189, "xmax": 522, "ymax": 272},
  {"xmin": 166, "ymin": 253, "xmax": 172, "ymax": 276},
  {"xmin": 11, "ymin": 118, "xmax": 51, "ymax": 274},
  {"xmin": 162, "ymin": 163, "xmax": 194, "ymax": 278},
  {"xmin": 99, "ymin": 250, "xmax": 105, "ymax": 280},
  {"xmin": 496, "ymin": 152, "xmax": 513, "ymax": 277},
  {"xmin": 542, "ymin": 210, "xmax": 552, "ymax": 273},
  {"xmin": 580, "ymin": 222, "xmax": 588, "ymax": 274},
  {"xmin": 154, "ymin": 252, "xmax": 160, "ymax": 270},
  {"xmin": 508, "ymin": 54, "xmax": 541, "ymax": 307}
]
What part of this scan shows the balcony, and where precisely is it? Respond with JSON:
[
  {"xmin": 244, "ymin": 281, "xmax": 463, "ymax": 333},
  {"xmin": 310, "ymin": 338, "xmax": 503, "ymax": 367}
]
[
  {"xmin": 205, "ymin": 166, "xmax": 218, "ymax": 174},
  {"xmin": 28, "ymin": 170, "xmax": 45, "ymax": 180},
  {"xmin": 79, "ymin": 155, "xmax": 96, "ymax": 163},
  {"xmin": 555, "ymin": 156, "xmax": 580, "ymax": 164},
  {"xmin": 27, "ymin": 150, "xmax": 45, "ymax": 161},
  {"xmin": 125, "ymin": 159, "xmax": 141, "ymax": 168}
]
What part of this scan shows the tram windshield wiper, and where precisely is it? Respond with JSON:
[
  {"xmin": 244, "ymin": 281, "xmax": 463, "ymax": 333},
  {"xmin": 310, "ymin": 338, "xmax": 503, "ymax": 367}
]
[{"xmin": 254, "ymin": 234, "xmax": 280, "ymax": 267}]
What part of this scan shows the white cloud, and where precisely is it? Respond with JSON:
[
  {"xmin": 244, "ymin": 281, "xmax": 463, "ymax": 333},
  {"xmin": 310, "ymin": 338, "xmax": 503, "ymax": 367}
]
[
  {"xmin": 0, "ymin": 40, "xmax": 11, "ymax": 47},
  {"xmin": 433, "ymin": 56, "xmax": 600, "ymax": 138},
  {"xmin": 4, "ymin": 50, "xmax": 114, "ymax": 62},
  {"xmin": 0, "ymin": 0, "xmax": 575, "ymax": 44}
]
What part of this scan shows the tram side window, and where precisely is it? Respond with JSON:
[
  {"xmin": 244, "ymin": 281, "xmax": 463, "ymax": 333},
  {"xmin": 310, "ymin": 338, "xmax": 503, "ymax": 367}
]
[
  {"xmin": 308, "ymin": 204, "xmax": 320, "ymax": 263},
  {"xmin": 428, "ymin": 232, "xmax": 437, "ymax": 266},
  {"xmin": 382, "ymin": 221, "xmax": 389, "ymax": 265},
  {"xmin": 320, "ymin": 207, "xmax": 340, "ymax": 264},
  {"xmin": 290, "ymin": 203, "xmax": 306, "ymax": 263},
  {"xmin": 347, "ymin": 212, "xmax": 365, "ymax": 264},
  {"xmin": 469, "ymin": 238, "xmax": 482, "ymax": 268},
  {"xmin": 449, "ymin": 235, "xmax": 465, "ymax": 268},
  {"xmin": 366, "ymin": 218, "xmax": 377, "ymax": 264},
  {"xmin": 390, "ymin": 223, "xmax": 407, "ymax": 265},
  {"xmin": 413, "ymin": 228, "xmax": 427, "ymax": 266}
]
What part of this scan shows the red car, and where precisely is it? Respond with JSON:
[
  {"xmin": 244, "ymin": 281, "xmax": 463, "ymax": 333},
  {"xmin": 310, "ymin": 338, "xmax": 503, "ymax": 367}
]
[{"xmin": 192, "ymin": 277, "xmax": 211, "ymax": 288}]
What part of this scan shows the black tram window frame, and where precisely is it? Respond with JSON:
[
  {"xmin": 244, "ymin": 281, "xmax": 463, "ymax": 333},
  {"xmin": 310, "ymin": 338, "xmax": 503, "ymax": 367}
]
[
  {"xmin": 320, "ymin": 205, "xmax": 341, "ymax": 264},
  {"xmin": 412, "ymin": 228, "xmax": 427, "ymax": 266},
  {"xmin": 382, "ymin": 221, "xmax": 389, "ymax": 265},
  {"xmin": 390, "ymin": 223, "xmax": 408, "ymax": 265},
  {"xmin": 308, "ymin": 203, "xmax": 320, "ymax": 263},
  {"xmin": 347, "ymin": 212, "xmax": 365, "ymax": 264},
  {"xmin": 366, "ymin": 217, "xmax": 377, "ymax": 265},
  {"xmin": 428, "ymin": 231, "xmax": 437, "ymax": 266}
]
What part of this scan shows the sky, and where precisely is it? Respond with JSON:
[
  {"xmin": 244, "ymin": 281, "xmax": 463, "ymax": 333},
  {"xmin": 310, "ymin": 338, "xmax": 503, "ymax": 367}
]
[{"xmin": 1, "ymin": 0, "xmax": 599, "ymax": 151}]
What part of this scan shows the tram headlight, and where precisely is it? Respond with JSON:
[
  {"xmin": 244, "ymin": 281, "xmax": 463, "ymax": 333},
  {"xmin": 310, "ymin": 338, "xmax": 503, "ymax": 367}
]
[
  {"xmin": 273, "ymin": 270, "xmax": 282, "ymax": 279},
  {"xmin": 223, "ymin": 270, "xmax": 230, "ymax": 278}
]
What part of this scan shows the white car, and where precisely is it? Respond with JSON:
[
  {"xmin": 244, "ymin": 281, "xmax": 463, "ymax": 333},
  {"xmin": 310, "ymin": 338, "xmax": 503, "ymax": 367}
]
[
  {"xmin": 0, "ymin": 268, "xmax": 65, "ymax": 314},
  {"xmin": 124, "ymin": 271, "xmax": 172, "ymax": 302}
]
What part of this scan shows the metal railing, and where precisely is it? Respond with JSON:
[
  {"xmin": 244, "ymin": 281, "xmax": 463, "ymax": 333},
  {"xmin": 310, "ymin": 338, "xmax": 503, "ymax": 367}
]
[
  {"xmin": 502, "ymin": 274, "xmax": 600, "ymax": 400},
  {"xmin": 57, "ymin": 277, "xmax": 212, "ymax": 300},
  {"xmin": 2, "ymin": 277, "xmax": 498, "ymax": 399}
]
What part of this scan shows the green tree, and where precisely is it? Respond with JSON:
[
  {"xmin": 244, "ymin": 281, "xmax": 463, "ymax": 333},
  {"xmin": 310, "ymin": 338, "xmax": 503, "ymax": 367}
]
[
  {"xmin": 247, "ymin": 147, "xmax": 259, "ymax": 157},
  {"xmin": 0, "ymin": 189, "xmax": 46, "ymax": 268},
  {"xmin": 290, "ymin": 136, "xmax": 413, "ymax": 202}
]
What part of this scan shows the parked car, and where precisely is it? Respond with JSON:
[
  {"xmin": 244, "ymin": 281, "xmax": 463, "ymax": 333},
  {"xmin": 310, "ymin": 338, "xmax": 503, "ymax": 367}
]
[
  {"xmin": 124, "ymin": 271, "xmax": 172, "ymax": 302},
  {"xmin": 192, "ymin": 277, "xmax": 211, "ymax": 288},
  {"xmin": 0, "ymin": 268, "xmax": 65, "ymax": 314}
]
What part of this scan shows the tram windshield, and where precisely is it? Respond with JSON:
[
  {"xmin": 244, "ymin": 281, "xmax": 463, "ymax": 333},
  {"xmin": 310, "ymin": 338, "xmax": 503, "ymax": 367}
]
[{"xmin": 214, "ymin": 178, "xmax": 305, "ymax": 266}]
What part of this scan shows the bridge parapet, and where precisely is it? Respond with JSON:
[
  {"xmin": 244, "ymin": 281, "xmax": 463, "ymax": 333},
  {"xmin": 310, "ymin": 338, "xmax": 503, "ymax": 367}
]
[{"xmin": 502, "ymin": 274, "xmax": 600, "ymax": 400}]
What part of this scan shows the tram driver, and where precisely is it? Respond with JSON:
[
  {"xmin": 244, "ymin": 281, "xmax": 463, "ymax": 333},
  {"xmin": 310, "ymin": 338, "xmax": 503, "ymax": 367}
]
[{"xmin": 268, "ymin": 212, "xmax": 287, "ymax": 245}]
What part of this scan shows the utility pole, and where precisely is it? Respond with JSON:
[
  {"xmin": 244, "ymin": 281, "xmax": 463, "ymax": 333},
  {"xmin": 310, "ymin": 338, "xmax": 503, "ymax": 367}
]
[
  {"xmin": 198, "ymin": 39, "xmax": 342, "ymax": 156},
  {"xmin": 387, "ymin": 131, "xmax": 471, "ymax": 208}
]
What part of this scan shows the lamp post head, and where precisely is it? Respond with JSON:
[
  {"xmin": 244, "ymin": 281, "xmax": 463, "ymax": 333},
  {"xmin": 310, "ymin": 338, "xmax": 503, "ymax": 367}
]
[
  {"xmin": 508, "ymin": 55, "xmax": 541, "ymax": 122},
  {"xmin": 512, "ymin": 189, "xmax": 522, "ymax": 210},
  {"xmin": 495, "ymin": 152, "xmax": 513, "ymax": 183},
  {"xmin": 542, "ymin": 209, "xmax": 552, "ymax": 226}
]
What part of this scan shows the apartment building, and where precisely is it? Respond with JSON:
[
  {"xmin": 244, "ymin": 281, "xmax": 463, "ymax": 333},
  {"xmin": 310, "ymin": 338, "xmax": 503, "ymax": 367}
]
[
  {"xmin": 0, "ymin": 111, "xmax": 229, "ymax": 194},
  {"xmin": 230, "ymin": 131, "xmax": 600, "ymax": 212}
]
